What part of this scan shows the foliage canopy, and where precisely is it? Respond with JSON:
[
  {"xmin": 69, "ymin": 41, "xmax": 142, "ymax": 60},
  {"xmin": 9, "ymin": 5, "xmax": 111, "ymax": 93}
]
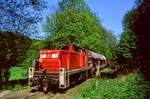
[{"xmin": 44, "ymin": 0, "xmax": 117, "ymax": 59}]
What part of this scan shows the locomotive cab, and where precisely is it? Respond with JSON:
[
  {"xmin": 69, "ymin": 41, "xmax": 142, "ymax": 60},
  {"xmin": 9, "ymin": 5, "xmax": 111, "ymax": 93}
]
[{"xmin": 38, "ymin": 50, "xmax": 61, "ymax": 72}]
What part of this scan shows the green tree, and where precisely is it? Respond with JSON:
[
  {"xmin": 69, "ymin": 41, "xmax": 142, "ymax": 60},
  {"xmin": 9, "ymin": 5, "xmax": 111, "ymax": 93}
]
[
  {"xmin": 0, "ymin": 31, "xmax": 31, "ymax": 88},
  {"xmin": 103, "ymin": 30, "xmax": 117, "ymax": 60},
  {"xmin": 117, "ymin": 8, "xmax": 138, "ymax": 65},
  {"xmin": 44, "ymin": 0, "xmax": 115, "ymax": 59},
  {"xmin": 117, "ymin": 29, "xmax": 137, "ymax": 64},
  {"xmin": 58, "ymin": 0, "xmax": 89, "ymax": 12},
  {"xmin": 118, "ymin": 1, "xmax": 150, "ymax": 97}
]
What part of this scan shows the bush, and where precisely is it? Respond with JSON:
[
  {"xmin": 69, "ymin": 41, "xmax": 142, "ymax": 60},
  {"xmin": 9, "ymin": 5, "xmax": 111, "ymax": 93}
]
[{"xmin": 77, "ymin": 72, "xmax": 145, "ymax": 99}]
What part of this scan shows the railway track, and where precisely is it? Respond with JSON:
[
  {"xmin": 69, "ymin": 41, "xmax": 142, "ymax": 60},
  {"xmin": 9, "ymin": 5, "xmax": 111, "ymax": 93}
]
[
  {"xmin": 2, "ymin": 86, "xmax": 58, "ymax": 99},
  {"xmin": 1, "ymin": 79, "xmax": 93, "ymax": 99},
  {"xmin": 2, "ymin": 86, "xmax": 40, "ymax": 99}
]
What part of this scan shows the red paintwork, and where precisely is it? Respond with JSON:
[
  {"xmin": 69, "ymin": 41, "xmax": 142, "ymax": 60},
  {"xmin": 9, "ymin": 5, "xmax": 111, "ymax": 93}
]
[{"xmin": 38, "ymin": 44, "xmax": 87, "ymax": 73}]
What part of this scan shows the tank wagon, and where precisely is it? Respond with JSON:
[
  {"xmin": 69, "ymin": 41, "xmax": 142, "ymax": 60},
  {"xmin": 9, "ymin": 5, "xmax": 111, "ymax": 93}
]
[{"xmin": 29, "ymin": 44, "xmax": 109, "ymax": 92}]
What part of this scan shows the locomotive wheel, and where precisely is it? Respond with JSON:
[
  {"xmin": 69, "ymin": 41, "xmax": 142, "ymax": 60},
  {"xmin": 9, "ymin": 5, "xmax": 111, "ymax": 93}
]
[
  {"xmin": 42, "ymin": 79, "xmax": 48, "ymax": 93},
  {"xmin": 86, "ymin": 71, "xmax": 89, "ymax": 79},
  {"xmin": 37, "ymin": 81, "xmax": 42, "ymax": 91}
]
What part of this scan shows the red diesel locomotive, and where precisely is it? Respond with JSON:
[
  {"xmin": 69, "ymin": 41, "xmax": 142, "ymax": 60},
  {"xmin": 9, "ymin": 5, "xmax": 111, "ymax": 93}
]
[{"xmin": 29, "ymin": 44, "xmax": 109, "ymax": 92}]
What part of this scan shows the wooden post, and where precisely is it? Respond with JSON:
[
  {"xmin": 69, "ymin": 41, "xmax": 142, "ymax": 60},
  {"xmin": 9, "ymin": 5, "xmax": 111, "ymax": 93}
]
[{"xmin": 95, "ymin": 61, "xmax": 101, "ymax": 88}]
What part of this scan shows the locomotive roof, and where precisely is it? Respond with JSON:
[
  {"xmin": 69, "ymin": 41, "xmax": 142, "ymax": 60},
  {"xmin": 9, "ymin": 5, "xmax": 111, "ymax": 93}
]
[{"xmin": 40, "ymin": 44, "xmax": 107, "ymax": 60}]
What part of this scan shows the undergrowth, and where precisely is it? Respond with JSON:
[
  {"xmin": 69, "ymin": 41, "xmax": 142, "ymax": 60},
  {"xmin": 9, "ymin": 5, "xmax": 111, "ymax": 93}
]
[
  {"xmin": 9, "ymin": 40, "xmax": 45, "ymax": 80},
  {"xmin": 9, "ymin": 84, "xmax": 27, "ymax": 92},
  {"xmin": 75, "ymin": 72, "xmax": 147, "ymax": 99}
]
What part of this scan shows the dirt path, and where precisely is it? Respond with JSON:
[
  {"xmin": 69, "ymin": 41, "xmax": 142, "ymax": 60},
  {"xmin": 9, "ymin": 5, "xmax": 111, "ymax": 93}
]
[
  {"xmin": 1, "ymin": 79, "xmax": 93, "ymax": 99},
  {"xmin": 1, "ymin": 86, "xmax": 39, "ymax": 99}
]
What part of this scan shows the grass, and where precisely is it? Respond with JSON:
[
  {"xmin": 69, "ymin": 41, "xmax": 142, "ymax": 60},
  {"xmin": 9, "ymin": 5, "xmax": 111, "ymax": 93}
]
[
  {"xmin": 75, "ymin": 71, "xmax": 146, "ymax": 99},
  {"xmin": 9, "ymin": 84, "xmax": 28, "ymax": 92}
]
